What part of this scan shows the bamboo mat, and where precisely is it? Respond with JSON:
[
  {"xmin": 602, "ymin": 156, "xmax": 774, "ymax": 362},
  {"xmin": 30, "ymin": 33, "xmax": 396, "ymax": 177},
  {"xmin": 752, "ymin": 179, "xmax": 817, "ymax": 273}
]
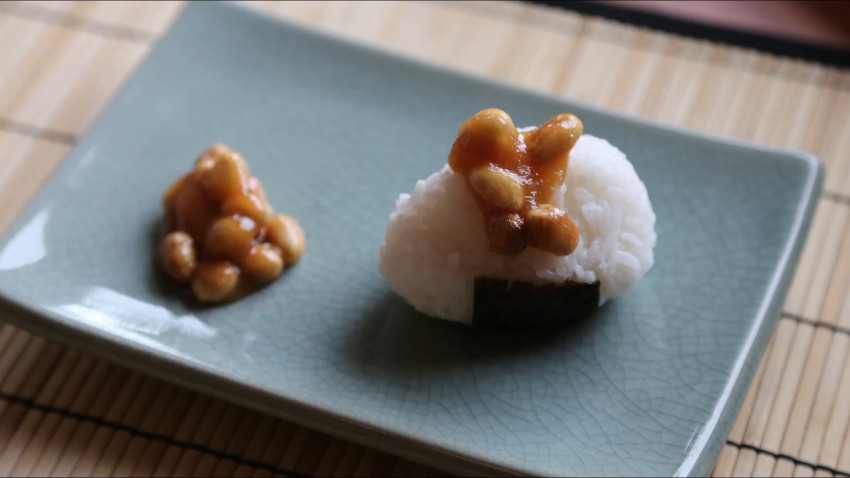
[{"xmin": 0, "ymin": 1, "xmax": 849, "ymax": 476}]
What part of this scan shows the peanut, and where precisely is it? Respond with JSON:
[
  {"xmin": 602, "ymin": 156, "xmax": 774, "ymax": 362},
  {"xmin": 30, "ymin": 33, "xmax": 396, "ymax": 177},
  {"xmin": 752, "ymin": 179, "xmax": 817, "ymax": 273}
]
[
  {"xmin": 266, "ymin": 213, "xmax": 306, "ymax": 265},
  {"xmin": 192, "ymin": 262, "xmax": 239, "ymax": 302},
  {"xmin": 469, "ymin": 165, "xmax": 525, "ymax": 212},
  {"xmin": 158, "ymin": 231, "xmax": 196, "ymax": 283},
  {"xmin": 240, "ymin": 244, "xmax": 284, "ymax": 282},
  {"xmin": 528, "ymin": 113, "xmax": 583, "ymax": 163},
  {"xmin": 485, "ymin": 213, "xmax": 527, "ymax": 257},
  {"xmin": 526, "ymin": 204, "xmax": 579, "ymax": 256},
  {"xmin": 204, "ymin": 215, "xmax": 257, "ymax": 261}
]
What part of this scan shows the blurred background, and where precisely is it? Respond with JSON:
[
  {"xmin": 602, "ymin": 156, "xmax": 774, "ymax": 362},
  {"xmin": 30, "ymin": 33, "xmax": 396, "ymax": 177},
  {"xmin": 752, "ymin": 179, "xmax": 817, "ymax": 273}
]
[{"xmin": 546, "ymin": 0, "xmax": 850, "ymax": 65}]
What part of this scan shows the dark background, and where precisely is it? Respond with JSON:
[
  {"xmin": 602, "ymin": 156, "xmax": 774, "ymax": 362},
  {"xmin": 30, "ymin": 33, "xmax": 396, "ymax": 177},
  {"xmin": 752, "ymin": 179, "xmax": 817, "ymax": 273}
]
[{"xmin": 535, "ymin": 1, "xmax": 850, "ymax": 67}]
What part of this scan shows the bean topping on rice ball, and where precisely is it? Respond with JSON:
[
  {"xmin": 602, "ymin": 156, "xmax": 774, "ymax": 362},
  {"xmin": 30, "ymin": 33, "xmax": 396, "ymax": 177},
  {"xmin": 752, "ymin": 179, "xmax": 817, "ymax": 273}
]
[{"xmin": 379, "ymin": 109, "xmax": 656, "ymax": 325}]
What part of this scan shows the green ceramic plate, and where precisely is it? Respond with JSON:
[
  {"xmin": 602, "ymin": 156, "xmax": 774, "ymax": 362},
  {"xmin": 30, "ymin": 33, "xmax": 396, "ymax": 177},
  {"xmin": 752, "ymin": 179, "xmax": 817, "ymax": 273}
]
[{"xmin": 0, "ymin": 3, "xmax": 822, "ymax": 476}]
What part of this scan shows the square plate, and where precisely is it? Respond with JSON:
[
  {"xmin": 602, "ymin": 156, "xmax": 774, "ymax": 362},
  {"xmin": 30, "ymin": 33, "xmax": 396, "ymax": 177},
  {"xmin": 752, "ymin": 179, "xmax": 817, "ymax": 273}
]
[{"xmin": 0, "ymin": 3, "xmax": 822, "ymax": 476}]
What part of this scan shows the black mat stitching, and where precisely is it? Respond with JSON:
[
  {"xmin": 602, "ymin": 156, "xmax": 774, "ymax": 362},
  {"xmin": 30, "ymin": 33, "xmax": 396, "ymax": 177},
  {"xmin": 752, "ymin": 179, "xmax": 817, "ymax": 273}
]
[
  {"xmin": 782, "ymin": 312, "xmax": 850, "ymax": 337},
  {"xmin": 726, "ymin": 439, "xmax": 850, "ymax": 476},
  {"xmin": 824, "ymin": 191, "xmax": 850, "ymax": 207},
  {"xmin": 0, "ymin": 391, "xmax": 310, "ymax": 478},
  {"xmin": 0, "ymin": 118, "xmax": 76, "ymax": 145},
  {"xmin": 0, "ymin": 2, "xmax": 157, "ymax": 44}
]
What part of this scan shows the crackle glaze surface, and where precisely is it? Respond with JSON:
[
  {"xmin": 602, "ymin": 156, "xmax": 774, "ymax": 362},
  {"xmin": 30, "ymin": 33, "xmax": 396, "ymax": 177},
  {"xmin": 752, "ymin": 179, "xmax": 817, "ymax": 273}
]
[{"xmin": 0, "ymin": 3, "xmax": 822, "ymax": 476}]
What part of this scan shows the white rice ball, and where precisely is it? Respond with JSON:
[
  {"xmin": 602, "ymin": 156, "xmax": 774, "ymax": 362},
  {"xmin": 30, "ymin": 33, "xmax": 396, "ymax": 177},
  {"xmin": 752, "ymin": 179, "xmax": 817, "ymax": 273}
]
[{"xmin": 378, "ymin": 134, "xmax": 656, "ymax": 324}]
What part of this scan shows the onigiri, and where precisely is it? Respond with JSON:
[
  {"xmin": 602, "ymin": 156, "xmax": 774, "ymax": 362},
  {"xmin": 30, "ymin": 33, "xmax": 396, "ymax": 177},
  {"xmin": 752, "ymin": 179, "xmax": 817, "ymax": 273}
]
[{"xmin": 378, "ymin": 109, "xmax": 656, "ymax": 325}]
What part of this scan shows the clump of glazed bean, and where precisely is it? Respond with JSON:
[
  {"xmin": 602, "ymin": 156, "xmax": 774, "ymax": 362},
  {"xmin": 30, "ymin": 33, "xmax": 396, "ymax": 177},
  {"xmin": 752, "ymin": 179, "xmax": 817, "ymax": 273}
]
[
  {"xmin": 448, "ymin": 108, "xmax": 583, "ymax": 257},
  {"xmin": 159, "ymin": 144, "xmax": 305, "ymax": 302}
]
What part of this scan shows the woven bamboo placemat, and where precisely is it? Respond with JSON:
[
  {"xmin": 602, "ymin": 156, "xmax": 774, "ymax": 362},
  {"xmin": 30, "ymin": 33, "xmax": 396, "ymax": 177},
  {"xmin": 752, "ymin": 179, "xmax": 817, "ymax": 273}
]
[{"xmin": 0, "ymin": 1, "xmax": 848, "ymax": 476}]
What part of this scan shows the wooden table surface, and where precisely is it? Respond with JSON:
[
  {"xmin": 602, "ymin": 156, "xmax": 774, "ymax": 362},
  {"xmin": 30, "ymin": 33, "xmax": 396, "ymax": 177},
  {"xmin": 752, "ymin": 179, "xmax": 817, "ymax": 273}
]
[{"xmin": 0, "ymin": 1, "xmax": 849, "ymax": 476}]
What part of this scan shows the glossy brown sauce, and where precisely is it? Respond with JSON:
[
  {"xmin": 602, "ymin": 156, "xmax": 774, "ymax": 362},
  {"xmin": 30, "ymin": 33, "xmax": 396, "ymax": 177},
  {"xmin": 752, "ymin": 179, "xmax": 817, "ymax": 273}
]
[
  {"xmin": 448, "ymin": 109, "xmax": 583, "ymax": 257},
  {"xmin": 159, "ymin": 144, "xmax": 305, "ymax": 302}
]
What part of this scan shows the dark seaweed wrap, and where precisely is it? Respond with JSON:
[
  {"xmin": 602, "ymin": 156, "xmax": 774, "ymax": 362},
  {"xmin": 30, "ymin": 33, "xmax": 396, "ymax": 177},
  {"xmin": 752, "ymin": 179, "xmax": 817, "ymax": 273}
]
[{"xmin": 472, "ymin": 278, "xmax": 600, "ymax": 326}]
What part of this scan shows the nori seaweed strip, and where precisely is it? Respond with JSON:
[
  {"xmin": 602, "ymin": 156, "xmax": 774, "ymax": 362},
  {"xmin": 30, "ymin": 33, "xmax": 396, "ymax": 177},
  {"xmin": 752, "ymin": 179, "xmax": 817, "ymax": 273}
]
[{"xmin": 472, "ymin": 278, "xmax": 600, "ymax": 326}]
